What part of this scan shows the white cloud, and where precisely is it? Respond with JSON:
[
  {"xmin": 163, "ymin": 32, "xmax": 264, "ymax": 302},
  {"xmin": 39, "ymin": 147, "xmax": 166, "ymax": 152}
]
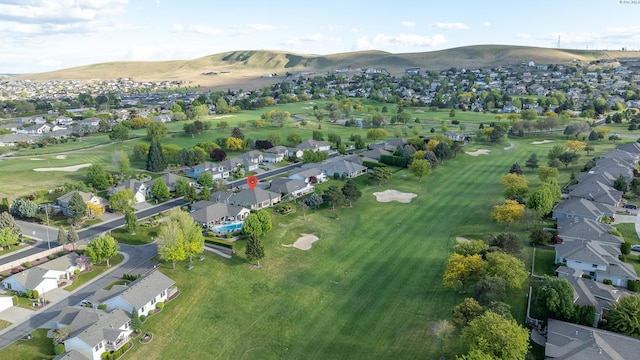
[
  {"xmin": 171, "ymin": 23, "xmax": 225, "ymax": 36},
  {"xmin": 245, "ymin": 23, "xmax": 276, "ymax": 31},
  {"xmin": 0, "ymin": 0, "xmax": 128, "ymax": 23},
  {"xmin": 357, "ymin": 33, "xmax": 446, "ymax": 50},
  {"xmin": 483, "ymin": 21, "xmax": 491, "ymax": 27},
  {"xmin": 433, "ymin": 22, "xmax": 470, "ymax": 30},
  {"xmin": 537, "ymin": 26, "xmax": 640, "ymax": 50},
  {"xmin": 517, "ymin": 33, "xmax": 532, "ymax": 39},
  {"xmin": 401, "ymin": 21, "xmax": 415, "ymax": 27}
]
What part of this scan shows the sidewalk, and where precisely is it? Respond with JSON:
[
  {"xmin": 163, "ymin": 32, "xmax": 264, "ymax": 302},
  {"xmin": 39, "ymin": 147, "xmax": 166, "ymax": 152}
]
[{"xmin": 0, "ymin": 251, "xmax": 130, "ymax": 338}]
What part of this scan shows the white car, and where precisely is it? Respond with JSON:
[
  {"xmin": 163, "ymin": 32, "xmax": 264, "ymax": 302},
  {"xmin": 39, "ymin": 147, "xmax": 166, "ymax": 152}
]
[
  {"xmin": 631, "ymin": 245, "xmax": 640, "ymax": 252},
  {"xmin": 79, "ymin": 300, "xmax": 91, "ymax": 307}
]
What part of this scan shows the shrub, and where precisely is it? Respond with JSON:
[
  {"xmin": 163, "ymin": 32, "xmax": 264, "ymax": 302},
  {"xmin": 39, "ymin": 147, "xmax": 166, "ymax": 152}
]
[
  {"xmin": 98, "ymin": 304, "xmax": 107, "ymax": 310},
  {"xmin": 74, "ymin": 269, "xmax": 81, "ymax": 275},
  {"xmin": 32, "ymin": 290, "xmax": 39, "ymax": 299},
  {"xmin": 139, "ymin": 315, "xmax": 146, "ymax": 322},
  {"xmin": 148, "ymin": 310, "xmax": 154, "ymax": 316},
  {"xmin": 25, "ymin": 289, "xmax": 32, "ymax": 298},
  {"xmin": 47, "ymin": 254, "xmax": 56, "ymax": 260},
  {"xmin": 54, "ymin": 344, "xmax": 65, "ymax": 355},
  {"xmin": 23, "ymin": 261, "xmax": 31, "ymax": 268},
  {"xmin": 603, "ymin": 279, "xmax": 613, "ymax": 285},
  {"xmin": 156, "ymin": 302, "xmax": 164, "ymax": 309},
  {"xmin": 628, "ymin": 280, "xmax": 640, "ymax": 292},
  {"xmin": 12, "ymin": 295, "xmax": 18, "ymax": 306}
]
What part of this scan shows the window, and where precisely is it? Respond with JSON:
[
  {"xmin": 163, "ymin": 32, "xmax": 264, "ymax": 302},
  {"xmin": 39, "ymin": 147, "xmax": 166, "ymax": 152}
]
[
  {"xmin": 593, "ymin": 264, "xmax": 598, "ymax": 268},
  {"xmin": 151, "ymin": 298, "xmax": 156, "ymax": 305}
]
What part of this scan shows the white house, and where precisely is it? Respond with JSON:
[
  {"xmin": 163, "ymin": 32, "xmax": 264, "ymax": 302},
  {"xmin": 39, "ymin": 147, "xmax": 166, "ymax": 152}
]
[
  {"xmin": 0, "ymin": 295, "xmax": 13, "ymax": 312},
  {"xmin": 288, "ymin": 168, "xmax": 327, "ymax": 185},
  {"xmin": 89, "ymin": 270, "xmax": 176, "ymax": 317},
  {"xmin": 57, "ymin": 191, "xmax": 103, "ymax": 217},
  {"xmin": 109, "ymin": 179, "xmax": 147, "ymax": 204},
  {"xmin": 2, "ymin": 266, "xmax": 64, "ymax": 296},
  {"xmin": 52, "ymin": 307, "xmax": 132, "ymax": 360},
  {"xmin": 262, "ymin": 146, "xmax": 288, "ymax": 163}
]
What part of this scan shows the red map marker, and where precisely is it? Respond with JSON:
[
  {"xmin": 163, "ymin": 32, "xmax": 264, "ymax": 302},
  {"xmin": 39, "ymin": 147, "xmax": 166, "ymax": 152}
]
[{"xmin": 247, "ymin": 175, "xmax": 258, "ymax": 191}]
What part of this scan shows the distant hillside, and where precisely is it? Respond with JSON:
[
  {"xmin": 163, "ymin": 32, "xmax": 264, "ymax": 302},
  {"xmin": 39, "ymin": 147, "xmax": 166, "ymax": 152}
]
[{"xmin": 14, "ymin": 45, "xmax": 640, "ymax": 90}]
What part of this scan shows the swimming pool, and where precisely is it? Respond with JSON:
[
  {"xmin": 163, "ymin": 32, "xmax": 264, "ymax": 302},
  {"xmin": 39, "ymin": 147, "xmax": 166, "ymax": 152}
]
[{"xmin": 212, "ymin": 222, "xmax": 243, "ymax": 233}]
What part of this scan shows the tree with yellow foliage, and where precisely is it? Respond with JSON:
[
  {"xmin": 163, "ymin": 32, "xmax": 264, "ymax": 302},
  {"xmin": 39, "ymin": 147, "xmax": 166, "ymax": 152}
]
[
  {"xmin": 443, "ymin": 253, "xmax": 485, "ymax": 293},
  {"xmin": 225, "ymin": 137, "xmax": 244, "ymax": 150},
  {"xmin": 565, "ymin": 140, "xmax": 586, "ymax": 153},
  {"xmin": 491, "ymin": 200, "xmax": 525, "ymax": 228}
]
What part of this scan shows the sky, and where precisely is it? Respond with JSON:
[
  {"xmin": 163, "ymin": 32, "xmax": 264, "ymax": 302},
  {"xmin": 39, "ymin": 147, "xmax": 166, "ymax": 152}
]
[{"xmin": 1, "ymin": 0, "xmax": 640, "ymax": 74}]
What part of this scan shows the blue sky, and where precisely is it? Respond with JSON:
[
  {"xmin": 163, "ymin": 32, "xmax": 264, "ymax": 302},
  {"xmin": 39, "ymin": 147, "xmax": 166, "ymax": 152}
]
[{"xmin": 1, "ymin": 0, "xmax": 640, "ymax": 74}]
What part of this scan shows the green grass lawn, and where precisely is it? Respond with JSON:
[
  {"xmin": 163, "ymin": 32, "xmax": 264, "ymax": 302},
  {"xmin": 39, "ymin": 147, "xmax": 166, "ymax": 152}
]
[
  {"xmin": 104, "ymin": 279, "xmax": 130, "ymax": 290},
  {"xmin": 110, "ymin": 226, "xmax": 158, "ymax": 245},
  {"xmin": 533, "ymin": 247, "xmax": 557, "ymax": 277},
  {"xmin": 0, "ymin": 328, "xmax": 54, "ymax": 360},
  {"xmin": 616, "ymin": 222, "xmax": 640, "ymax": 244},
  {"xmin": 0, "ymin": 319, "xmax": 10, "ymax": 332},
  {"xmin": 122, "ymin": 136, "xmax": 621, "ymax": 360},
  {"xmin": 64, "ymin": 253, "xmax": 125, "ymax": 291}
]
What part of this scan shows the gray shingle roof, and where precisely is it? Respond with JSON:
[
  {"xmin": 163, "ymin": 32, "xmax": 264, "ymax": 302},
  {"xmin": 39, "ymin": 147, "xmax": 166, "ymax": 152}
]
[
  {"xmin": 568, "ymin": 180, "xmax": 622, "ymax": 206},
  {"xmin": 114, "ymin": 271, "xmax": 175, "ymax": 310},
  {"xmin": 229, "ymin": 188, "xmax": 280, "ymax": 207},
  {"xmin": 557, "ymin": 218, "xmax": 623, "ymax": 244},
  {"xmin": 38, "ymin": 253, "xmax": 79, "ymax": 272},
  {"xmin": 57, "ymin": 191, "xmax": 94, "ymax": 204},
  {"xmin": 55, "ymin": 306, "xmax": 130, "ymax": 347},
  {"xmin": 269, "ymin": 178, "xmax": 307, "ymax": 195},
  {"xmin": 546, "ymin": 318, "xmax": 640, "ymax": 359},
  {"xmin": 190, "ymin": 202, "xmax": 248, "ymax": 224},
  {"xmin": 52, "ymin": 349, "xmax": 88, "ymax": 360},
  {"xmin": 12, "ymin": 266, "xmax": 51, "ymax": 289},
  {"xmin": 553, "ymin": 198, "xmax": 615, "ymax": 219}
]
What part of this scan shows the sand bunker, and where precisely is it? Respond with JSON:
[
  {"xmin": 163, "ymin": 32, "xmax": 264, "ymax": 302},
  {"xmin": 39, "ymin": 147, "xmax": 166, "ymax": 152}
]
[
  {"xmin": 33, "ymin": 163, "xmax": 92, "ymax": 172},
  {"xmin": 465, "ymin": 149, "xmax": 490, "ymax": 156},
  {"xmin": 293, "ymin": 234, "xmax": 319, "ymax": 250},
  {"xmin": 30, "ymin": 158, "xmax": 45, "ymax": 160},
  {"xmin": 373, "ymin": 189, "xmax": 417, "ymax": 203},
  {"xmin": 212, "ymin": 115, "xmax": 233, "ymax": 119},
  {"xmin": 456, "ymin": 237, "xmax": 471, "ymax": 243},
  {"xmin": 531, "ymin": 140, "xmax": 553, "ymax": 145},
  {"xmin": 55, "ymin": 155, "xmax": 67, "ymax": 159}
]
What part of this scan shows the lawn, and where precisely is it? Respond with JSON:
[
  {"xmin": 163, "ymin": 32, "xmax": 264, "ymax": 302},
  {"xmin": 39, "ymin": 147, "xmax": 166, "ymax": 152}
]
[
  {"xmin": 0, "ymin": 319, "xmax": 10, "ymax": 332},
  {"xmin": 110, "ymin": 226, "xmax": 158, "ymax": 246},
  {"xmin": 63, "ymin": 253, "xmax": 125, "ymax": 291},
  {"xmin": 0, "ymin": 328, "xmax": 54, "ymax": 360},
  {"xmin": 615, "ymin": 222, "xmax": 640, "ymax": 244},
  {"xmin": 532, "ymin": 247, "xmax": 557, "ymax": 277},
  {"xmin": 122, "ymin": 136, "xmax": 621, "ymax": 360}
]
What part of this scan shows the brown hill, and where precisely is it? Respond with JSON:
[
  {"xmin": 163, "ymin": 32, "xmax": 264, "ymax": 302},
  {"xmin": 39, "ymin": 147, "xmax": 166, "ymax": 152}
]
[{"xmin": 14, "ymin": 45, "xmax": 640, "ymax": 90}]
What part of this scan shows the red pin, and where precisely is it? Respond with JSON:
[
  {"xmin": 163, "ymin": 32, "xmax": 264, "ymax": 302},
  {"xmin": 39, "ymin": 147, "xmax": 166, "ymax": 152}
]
[{"xmin": 247, "ymin": 175, "xmax": 258, "ymax": 191}]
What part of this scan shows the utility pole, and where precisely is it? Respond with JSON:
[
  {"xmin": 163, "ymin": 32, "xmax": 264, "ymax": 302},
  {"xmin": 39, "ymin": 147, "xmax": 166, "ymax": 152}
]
[{"xmin": 44, "ymin": 205, "xmax": 51, "ymax": 249}]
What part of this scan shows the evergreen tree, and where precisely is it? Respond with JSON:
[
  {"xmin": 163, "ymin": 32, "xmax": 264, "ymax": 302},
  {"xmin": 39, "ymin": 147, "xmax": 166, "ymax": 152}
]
[
  {"xmin": 57, "ymin": 226, "xmax": 68, "ymax": 247},
  {"xmin": 67, "ymin": 192, "xmax": 87, "ymax": 224},
  {"xmin": 245, "ymin": 233, "xmax": 265, "ymax": 266},
  {"xmin": 525, "ymin": 154, "xmax": 539, "ymax": 172},
  {"xmin": 322, "ymin": 185, "xmax": 345, "ymax": 210},
  {"xmin": 67, "ymin": 225, "xmax": 79, "ymax": 250},
  {"xmin": 0, "ymin": 197, "xmax": 9, "ymax": 212},
  {"xmin": 341, "ymin": 180, "xmax": 362, "ymax": 207},
  {"xmin": 125, "ymin": 208, "xmax": 138, "ymax": 234},
  {"xmin": 0, "ymin": 211, "xmax": 21, "ymax": 235},
  {"xmin": 146, "ymin": 139, "xmax": 167, "ymax": 172},
  {"xmin": 130, "ymin": 307, "xmax": 142, "ymax": 333},
  {"xmin": 508, "ymin": 162, "xmax": 523, "ymax": 175}
]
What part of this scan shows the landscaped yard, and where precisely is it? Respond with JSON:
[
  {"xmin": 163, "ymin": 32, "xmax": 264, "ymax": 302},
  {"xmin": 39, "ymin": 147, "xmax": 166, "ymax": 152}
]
[
  {"xmin": 532, "ymin": 247, "xmax": 557, "ymax": 277},
  {"xmin": 110, "ymin": 226, "xmax": 158, "ymax": 246},
  {"xmin": 120, "ymin": 135, "xmax": 620, "ymax": 360},
  {"xmin": 0, "ymin": 328, "xmax": 54, "ymax": 360},
  {"xmin": 63, "ymin": 253, "xmax": 125, "ymax": 291}
]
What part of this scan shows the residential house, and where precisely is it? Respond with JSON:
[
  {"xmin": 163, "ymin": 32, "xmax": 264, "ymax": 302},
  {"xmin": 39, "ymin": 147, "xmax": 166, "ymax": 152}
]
[
  {"xmin": 89, "ymin": 270, "xmax": 176, "ymax": 317},
  {"xmin": 545, "ymin": 318, "xmax": 640, "ymax": 359},
  {"xmin": 557, "ymin": 267, "xmax": 631, "ymax": 326},
  {"xmin": 212, "ymin": 188, "xmax": 280, "ymax": 210},
  {"xmin": 47, "ymin": 128, "xmax": 73, "ymax": 140},
  {"xmin": 555, "ymin": 239, "xmax": 637, "ymax": 287},
  {"xmin": 0, "ymin": 133, "xmax": 34, "ymax": 147},
  {"xmin": 109, "ymin": 179, "xmax": 147, "ymax": 204},
  {"xmin": 291, "ymin": 139, "xmax": 331, "ymax": 158},
  {"xmin": 189, "ymin": 201, "xmax": 250, "ymax": 229},
  {"xmin": 567, "ymin": 180, "xmax": 623, "ymax": 208},
  {"xmin": 186, "ymin": 162, "xmax": 230, "ymax": 180},
  {"xmin": 263, "ymin": 146, "xmax": 288, "ymax": 163},
  {"xmin": 1, "ymin": 266, "xmax": 65, "ymax": 295},
  {"xmin": 303, "ymin": 159, "xmax": 368, "ymax": 179},
  {"xmin": 443, "ymin": 131, "xmax": 467, "ymax": 142},
  {"xmin": 288, "ymin": 168, "xmax": 327, "ymax": 184},
  {"xmin": 151, "ymin": 114, "xmax": 171, "ymax": 123},
  {"xmin": 22, "ymin": 123, "xmax": 51, "ymax": 134},
  {"xmin": 52, "ymin": 307, "xmax": 132, "ymax": 360},
  {"xmin": 360, "ymin": 148, "xmax": 392, "ymax": 162},
  {"xmin": 57, "ymin": 191, "xmax": 103, "ymax": 217},
  {"xmin": 38, "ymin": 253, "xmax": 85, "ymax": 280},
  {"xmin": 552, "ymin": 198, "xmax": 615, "ymax": 222},
  {"xmin": 145, "ymin": 173, "xmax": 187, "ymax": 194},
  {"xmin": 556, "ymin": 218, "xmax": 623, "ymax": 245},
  {"xmin": 269, "ymin": 178, "xmax": 313, "ymax": 198},
  {"xmin": 0, "ymin": 295, "xmax": 14, "ymax": 312},
  {"xmin": 53, "ymin": 349, "xmax": 89, "ymax": 360}
]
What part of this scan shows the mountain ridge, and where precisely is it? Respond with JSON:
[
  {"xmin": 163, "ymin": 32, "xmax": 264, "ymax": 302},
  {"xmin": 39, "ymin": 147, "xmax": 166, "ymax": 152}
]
[{"xmin": 12, "ymin": 45, "xmax": 640, "ymax": 90}]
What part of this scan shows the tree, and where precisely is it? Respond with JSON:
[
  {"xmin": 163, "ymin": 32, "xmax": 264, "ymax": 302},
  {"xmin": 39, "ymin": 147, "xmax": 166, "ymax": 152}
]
[
  {"xmin": 109, "ymin": 189, "xmax": 135, "ymax": 213},
  {"xmin": 166, "ymin": 208, "xmax": 205, "ymax": 263},
  {"xmin": 245, "ymin": 231, "xmax": 265, "ymax": 266},
  {"xmin": 57, "ymin": 226, "xmax": 67, "ymax": 248},
  {"xmin": 67, "ymin": 192, "xmax": 88, "ymax": 224},
  {"xmin": 210, "ymin": 148, "xmax": 227, "ymax": 162},
  {"xmin": 527, "ymin": 182, "xmax": 559, "ymax": 216},
  {"xmin": 490, "ymin": 200, "xmax": 524, "ymax": 227},
  {"xmin": 231, "ymin": 127, "xmax": 244, "ymax": 140},
  {"xmin": 462, "ymin": 311, "xmax": 530, "ymax": 360},
  {"xmin": 124, "ymin": 208, "xmax": 138, "ymax": 234},
  {"xmin": 525, "ymin": 153, "xmax": 539, "ymax": 172},
  {"xmin": 256, "ymin": 209, "xmax": 273, "ymax": 234},
  {"xmin": 10, "ymin": 198, "xmax": 38, "ymax": 219},
  {"xmin": 558, "ymin": 151, "xmax": 580, "ymax": 168},
  {"xmin": 85, "ymin": 234, "xmax": 119, "ymax": 267},
  {"xmin": 146, "ymin": 121, "xmax": 168, "ymax": 141},
  {"xmin": 484, "ymin": 252, "xmax": 529, "ymax": 289},
  {"xmin": 67, "ymin": 225, "xmax": 79, "ymax": 250},
  {"xmin": 304, "ymin": 193, "xmax": 323, "ymax": 209},
  {"xmin": 443, "ymin": 253, "xmax": 485, "ymax": 293},
  {"xmin": 584, "ymin": 144, "xmax": 595, "ymax": 155},
  {"xmin": 157, "ymin": 214, "xmax": 187, "ymax": 270},
  {"xmin": 508, "ymin": 162, "xmax": 523, "ymax": 175},
  {"xmin": 298, "ymin": 201, "xmax": 309, "ymax": 220},
  {"xmin": 473, "ymin": 276, "xmax": 508, "ymax": 305},
  {"xmin": 536, "ymin": 275, "xmax": 575, "ymax": 320},
  {"xmin": 130, "ymin": 307, "xmax": 142, "ymax": 333},
  {"xmin": 613, "ymin": 174, "xmax": 628, "ymax": 192},
  {"xmin": 197, "ymin": 172, "xmax": 214, "ymax": 188},
  {"xmin": 409, "ymin": 159, "xmax": 431, "ymax": 182},
  {"xmin": 146, "ymin": 139, "xmax": 167, "ymax": 172},
  {"xmin": 452, "ymin": 297, "xmax": 484, "ymax": 329},
  {"xmin": 109, "ymin": 123, "xmax": 129, "ymax": 142},
  {"xmin": 0, "ymin": 197, "xmax": 9, "ymax": 213},
  {"xmin": 455, "ymin": 239, "xmax": 489, "ymax": 256},
  {"xmin": 150, "ymin": 178, "xmax": 170, "ymax": 201},
  {"xmin": 86, "ymin": 164, "xmax": 111, "ymax": 190},
  {"xmin": 183, "ymin": 184, "xmax": 198, "ymax": 203},
  {"xmin": 370, "ymin": 166, "xmax": 392, "ymax": 185},
  {"xmin": 530, "ymin": 228, "xmax": 552, "ymax": 246},
  {"xmin": 0, "ymin": 227, "xmax": 19, "ymax": 249},
  {"xmin": 538, "ymin": 165, "xmax": 559, "ymax": 182},
  {"xmin": 286, "ymin": 132, "xmax": 302, "ymax": 145},
  {"xmin": 225, "ymin": 137, "xmax": 244, "ymax": 150},
  {"xmin": 52, "ymin": 327, "xmax": 70, "ymax": 346},
  {"xmin": 242, "ymin": 213, "xmax": 266, "ymax": 266},
  {"xmin": 565, "ymin": 140, "xmax": 586, "ymax": 152},
  {"xmin": 490, "ymin": 232, "xmax": 522, "ymax": 255},
  {"xmin": 621, "ymin": 241, "xmax": 631, "ymax": 256},
  {"xmin": 113, "ymin": 150, "xmax": 130, "ymax": 174},
  {"xmin": 322, "ymin": 185, "xmax": 345, "ymax": 210},
  {"xmin": 133, "ymin": 142, "xmax": 150, "ymax": 161},
  {"xmin": 0, "ymin": 211, "xmax": 21, "ymax": 236},
  {"xmin": 341, "ymin": 180, "xmax": 362, "ymax": 207},
  {"xmin": 606, "ymin": 295, "xmax": 640, "ymax": 336},
  {"xmin": 434, "ymin": 319, "xmax": 454, "ymax": 355},
  {"xmin": 366, "ymin": 128, "xmax": 390, "ymax": 140},
  {"xmin": 500, "ymin": 173, "xmax": 528, "ymax": 199}
]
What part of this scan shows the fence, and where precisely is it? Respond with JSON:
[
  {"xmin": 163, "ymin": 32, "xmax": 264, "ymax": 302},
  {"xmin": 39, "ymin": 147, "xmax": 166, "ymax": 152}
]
[{"xmin": 0, "ymin": 245, "xmax": 64, "ymax": 274}]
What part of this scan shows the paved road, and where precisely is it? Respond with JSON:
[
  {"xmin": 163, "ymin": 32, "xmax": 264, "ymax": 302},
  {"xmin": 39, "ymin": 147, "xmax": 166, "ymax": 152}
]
[{"xmin": 0, "ymin": 243, "xmax": 159, "ymax": 350}]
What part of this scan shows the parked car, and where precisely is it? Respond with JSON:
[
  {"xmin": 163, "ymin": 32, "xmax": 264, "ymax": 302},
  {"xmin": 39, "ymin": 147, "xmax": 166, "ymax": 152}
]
[
  {"xmin": 631, "ymin": 245, "xmax": 640, "ymax": 252},
  {"xmin": 625, "ymin": 204, "xmax": 638, "ymax": 210}
]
